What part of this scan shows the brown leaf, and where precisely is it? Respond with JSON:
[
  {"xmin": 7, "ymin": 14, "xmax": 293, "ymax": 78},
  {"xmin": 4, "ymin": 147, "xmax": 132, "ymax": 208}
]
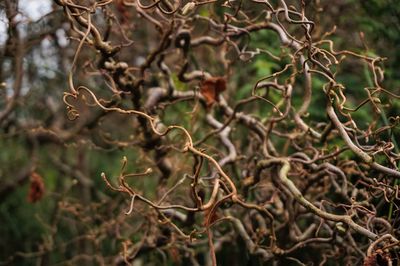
[
  {"xmin": 115, "ymin": 0, "xmax": 131, "ymax": 25},
  {"xmin": 363, "ymin": 254, "xmax": 377, "ymax": 266},
  {"xmin": 200, "ymin": 76, "xmax": 226, "ymax": 107},
  {"xmin": 168, "ymin": 246, "xmax": 181, "ymax": 264},
  {"xmin": 27, "ymin": 172, "xmax": 45, "ymax": 203},
  {"xmin": 203, "ymin": 207, "xmax": 220, "ymax": 227}
]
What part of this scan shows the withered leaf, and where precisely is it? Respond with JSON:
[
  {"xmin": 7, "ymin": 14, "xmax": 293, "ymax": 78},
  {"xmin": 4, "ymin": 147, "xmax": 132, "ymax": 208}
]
[
  {"xmin": 363, "ymin": 255, "xmax": 377, "ymax": 266},
  {"xmin": 27, "ymin": 172, "xmax": 45, "ymax": 203},
  {"xmin": 115, "ymin": 0, "xmax": 131, "ymax": 24},
  {"xmin": 203, "ymin": 207, "xmax": 220, "ymax": 226},
  {"xmin": 200, "ymin": 76, "xmax": 226, "ymax": 107}
]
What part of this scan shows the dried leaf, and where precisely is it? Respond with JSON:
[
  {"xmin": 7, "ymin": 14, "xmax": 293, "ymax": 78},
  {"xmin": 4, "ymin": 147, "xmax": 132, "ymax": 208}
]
[
  {"xmin": 27, "ymin": 172, "xmax": 45, "ymax": 203},
  {"xmin": 203, "ymin": 207, "xmax": 220, "ymax": 226},
  {"xmin": 115, "ymin": 0, "xmax": 131, "ymax": 24},
  {"xmin": 200, "ymin": 76, "xmax": 226, "ymax": 107},
  {"xmin": 363, "ymin": 254, "xmax": 377, "ymax": 266},
  {"xmin": 168, "ymin": 246, "xmax": 181, "ymax": 263}
]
